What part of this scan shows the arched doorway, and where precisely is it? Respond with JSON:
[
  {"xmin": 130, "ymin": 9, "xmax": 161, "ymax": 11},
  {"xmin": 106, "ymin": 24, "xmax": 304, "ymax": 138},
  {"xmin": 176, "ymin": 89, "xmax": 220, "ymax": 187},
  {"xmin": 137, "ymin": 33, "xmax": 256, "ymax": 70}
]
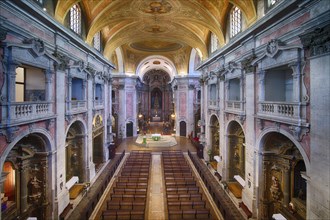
[
  {"xmin": 260, "ymin": 132, "xmax": 307, "ymax": 220},
  {"xmin": 66, "ymin": 121, "xmax": 85, "ymax": 183},
  {"xmin": 1, "ymin": 134, "xmax": 50, "ymax": 220},
  {"xmin": 92, "ymin": 115, "xmax": 104, "ymax": 172},
  {"xmin": 209, "ymin": 115, "xmax": 220, "ymax": 169},
  {"xmin": 180, "ymin": 121, "xmax": 186, "ymax": 136},
  {"xmin": 126, "ymin": 121, "xmax": 133, "ymax": 137}
]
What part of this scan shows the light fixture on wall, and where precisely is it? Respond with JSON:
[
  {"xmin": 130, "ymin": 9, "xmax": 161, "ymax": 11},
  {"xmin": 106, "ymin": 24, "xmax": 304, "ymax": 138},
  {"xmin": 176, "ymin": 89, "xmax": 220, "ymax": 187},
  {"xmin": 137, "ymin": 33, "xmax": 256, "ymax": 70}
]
[{"xmin": 171, "ymin": 113, "xmax": 175, "ymax": 118}]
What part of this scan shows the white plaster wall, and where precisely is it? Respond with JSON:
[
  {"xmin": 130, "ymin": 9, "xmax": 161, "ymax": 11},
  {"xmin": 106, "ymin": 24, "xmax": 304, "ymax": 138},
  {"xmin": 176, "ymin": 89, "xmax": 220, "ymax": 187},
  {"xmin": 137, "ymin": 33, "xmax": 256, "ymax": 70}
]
[{"xmin": 309, "ymin": 54, "xmax": 330, "ymax": 219}]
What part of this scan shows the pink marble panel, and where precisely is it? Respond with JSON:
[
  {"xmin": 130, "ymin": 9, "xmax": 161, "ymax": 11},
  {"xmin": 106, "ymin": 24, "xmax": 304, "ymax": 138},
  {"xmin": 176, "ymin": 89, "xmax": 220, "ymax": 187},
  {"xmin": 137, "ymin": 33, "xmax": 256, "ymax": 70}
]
[
  {"xmin": 179, "ymin": 92, "xmax": 186, "ymax": 117},
  {"xmin": 126, "ymin": 92, "xmax": 133, "ymax": 118}
]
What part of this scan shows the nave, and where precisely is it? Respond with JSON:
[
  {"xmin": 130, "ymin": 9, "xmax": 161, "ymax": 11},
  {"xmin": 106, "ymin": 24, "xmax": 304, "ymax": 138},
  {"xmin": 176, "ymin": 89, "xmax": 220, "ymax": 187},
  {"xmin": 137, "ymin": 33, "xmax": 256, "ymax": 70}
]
[{"xmin": 64, "ymin": 133, "xmax": 246, "ymax": 220}]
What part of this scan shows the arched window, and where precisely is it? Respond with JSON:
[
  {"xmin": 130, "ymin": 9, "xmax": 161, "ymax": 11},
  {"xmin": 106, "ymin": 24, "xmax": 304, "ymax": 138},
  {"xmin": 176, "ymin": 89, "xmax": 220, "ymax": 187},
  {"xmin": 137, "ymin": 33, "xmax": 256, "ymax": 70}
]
[
  {"xmin": 93, "ymin": 31, "xmax": 101, "ymax": 51},
  {"xmin": 70, "ymin": 4, "xmax": 81, "ymax": 35},
  {"xmin": 230, "ymin": 6, "xmax": 241, "ymax": 38},
  {"xmin": 210, "ymin": 32, "xmax": 219, "ymax": 53}
]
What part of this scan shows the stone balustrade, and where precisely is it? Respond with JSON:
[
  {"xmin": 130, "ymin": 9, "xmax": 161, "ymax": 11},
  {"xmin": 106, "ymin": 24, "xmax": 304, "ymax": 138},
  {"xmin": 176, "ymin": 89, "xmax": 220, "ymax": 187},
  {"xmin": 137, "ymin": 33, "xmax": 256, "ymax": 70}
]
[
  {"xmin": 65, "ymin": 100, "xmax": 87, "ymax": 115},
  {"xmin": 258, "ymin": 101, "xmax": 301, "ymax": 120},
  {"xmin": 94, "ymin": 100, "xmax": 103, "ymax": 108},
  {"xmin": 226, "ymin": 100, "xmax": 245, "ymax": 112},
  {"xmin": 8, "ymin": 102, "xmax": 53, "ymax": 123}
]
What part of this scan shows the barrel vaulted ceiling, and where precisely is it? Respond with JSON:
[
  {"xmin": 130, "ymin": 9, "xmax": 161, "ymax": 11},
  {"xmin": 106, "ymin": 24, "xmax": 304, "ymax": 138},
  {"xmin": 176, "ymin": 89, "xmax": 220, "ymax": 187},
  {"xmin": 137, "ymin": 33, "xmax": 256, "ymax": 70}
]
[{"xmin": 55, "ymin": 0, "xmax": 257, "ymax": 75}]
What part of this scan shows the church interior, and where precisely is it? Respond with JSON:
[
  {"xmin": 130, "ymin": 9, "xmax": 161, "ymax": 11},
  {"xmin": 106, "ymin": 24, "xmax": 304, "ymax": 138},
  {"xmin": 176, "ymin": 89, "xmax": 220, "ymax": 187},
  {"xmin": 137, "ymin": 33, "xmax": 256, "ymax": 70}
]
[{"xmin": 0, "ymin": 0, "xmax": 329, "ymax": 219}]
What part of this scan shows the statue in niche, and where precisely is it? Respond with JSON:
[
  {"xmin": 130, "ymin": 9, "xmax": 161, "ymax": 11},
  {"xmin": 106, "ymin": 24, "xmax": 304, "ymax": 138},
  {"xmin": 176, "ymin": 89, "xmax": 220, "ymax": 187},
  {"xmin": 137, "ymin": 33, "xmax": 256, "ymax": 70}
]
[
  {"xmin": 234, "ymin": 150, "xmax": 240, "ymax": 164},
  {"xmin": 270, "ymin": 176, "xmax": 281, "ymax": 201},
  {"xmin": 151, "ymin": 90, "xmax": 161, "ymax": 110},
  {"xmin": 28, "ymin": 176, "xmax": 42, "ymax": 204}
]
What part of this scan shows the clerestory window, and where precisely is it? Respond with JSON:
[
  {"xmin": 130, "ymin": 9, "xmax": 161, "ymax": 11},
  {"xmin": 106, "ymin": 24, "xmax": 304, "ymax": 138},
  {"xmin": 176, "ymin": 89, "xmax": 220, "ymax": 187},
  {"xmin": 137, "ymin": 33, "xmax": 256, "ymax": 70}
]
[
  {"xmin": 230, "ymin": 6, "xmax": 241, "ymax": 38},
  {"xmin": 210, "ymin": 32, "xmax": 219, "ymax": 53},
  {"xmin": 70, "ymin": 4, "xmax": 81, "ymax": 35},
  {"xmin": 93, "ymin": 31, "xmax": 101, "ymax": 51}
]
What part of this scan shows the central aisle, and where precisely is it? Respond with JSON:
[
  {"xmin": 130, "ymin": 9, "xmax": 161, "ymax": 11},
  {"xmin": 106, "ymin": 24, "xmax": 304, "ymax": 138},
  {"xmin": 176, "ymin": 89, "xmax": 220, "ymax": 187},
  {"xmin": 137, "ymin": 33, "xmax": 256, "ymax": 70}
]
[{"xmin": 148, "ymin": 153, "xmax": 165, "ymax": 220}]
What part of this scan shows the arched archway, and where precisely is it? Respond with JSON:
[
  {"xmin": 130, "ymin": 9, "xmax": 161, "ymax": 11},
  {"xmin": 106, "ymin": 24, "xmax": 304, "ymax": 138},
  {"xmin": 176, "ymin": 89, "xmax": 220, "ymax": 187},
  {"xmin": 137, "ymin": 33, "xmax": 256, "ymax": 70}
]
[
  {"xmin": 92, "ymin": 114, "xmax": 104, "ymax": 172},
  {"xmin": 180, "ymin": 121, "xmax": 187, "ymax": 137},
  {"xmin": 209, "ymin": 115, "xmax": 220, "ymax": 169},
  {"xmin": 1, "ymin": 133, "xmax": 50, "ymax": 220},
  {"xmin": 227, "ymin": 121, "xmax": 245, "ymax": 180},
  {"xmin": 259, "ymin": 132, "xmax": 307, "ymax": 220},
  {"xmin": 66, "ymin": 121, "xmax": 86, "ymax": 183}
]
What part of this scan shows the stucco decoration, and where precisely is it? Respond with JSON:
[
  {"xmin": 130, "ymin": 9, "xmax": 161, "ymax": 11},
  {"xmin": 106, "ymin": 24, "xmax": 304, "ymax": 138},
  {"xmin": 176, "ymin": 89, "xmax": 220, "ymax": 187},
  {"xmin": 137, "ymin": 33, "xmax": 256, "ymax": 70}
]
[{"xmin": 299, "ymin": 24, "xmax": 330, "ymax": 56}]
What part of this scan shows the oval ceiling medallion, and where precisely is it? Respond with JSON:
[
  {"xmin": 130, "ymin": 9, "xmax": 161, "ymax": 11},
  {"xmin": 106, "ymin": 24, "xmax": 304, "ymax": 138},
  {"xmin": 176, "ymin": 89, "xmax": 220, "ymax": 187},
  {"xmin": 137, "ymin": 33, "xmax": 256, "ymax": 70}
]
[
  {"xmin": 130, "ymin": 40, "xmax": 182, "ymax": 52},
  {"xmin": 153, "ymin": 60, "xmax": 161, "ymax": 65}
]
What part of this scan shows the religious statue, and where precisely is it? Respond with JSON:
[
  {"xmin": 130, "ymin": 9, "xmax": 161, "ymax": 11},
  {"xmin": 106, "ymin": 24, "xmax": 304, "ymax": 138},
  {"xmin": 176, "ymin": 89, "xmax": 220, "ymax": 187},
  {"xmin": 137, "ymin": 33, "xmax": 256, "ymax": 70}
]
[
  {"xmin": 270, "ymin": 176, "xmax": 281, "ymax": 201},
  {"xmin": 28, "ymin": 176, "xmax": 42, "ymax": 204},
  {"xmin": 152, "ymin": 91, "xmax": 161, "ymax": 110}
]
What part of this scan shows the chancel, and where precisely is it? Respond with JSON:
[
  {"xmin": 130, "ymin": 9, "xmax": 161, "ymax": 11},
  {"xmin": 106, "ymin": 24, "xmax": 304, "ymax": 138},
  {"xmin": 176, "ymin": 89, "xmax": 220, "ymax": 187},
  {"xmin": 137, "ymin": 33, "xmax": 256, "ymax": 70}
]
[{"xmin": 0, "ymin": 0, "xmax": 329, "ymax": 220}]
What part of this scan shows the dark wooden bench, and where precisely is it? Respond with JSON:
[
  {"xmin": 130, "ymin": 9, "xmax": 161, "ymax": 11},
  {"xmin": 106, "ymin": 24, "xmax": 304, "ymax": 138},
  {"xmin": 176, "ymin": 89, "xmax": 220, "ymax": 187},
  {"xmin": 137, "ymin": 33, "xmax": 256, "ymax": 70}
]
[
  {"xmin": 59, "ymin": 203, "xmax": 73, "ymax": 220},
  {"xmin": 168, "ymin": 201, "xmax": 206, "ymax": 210},
  {"xmin": 166, "ymin": 187, "xmax": 199, "ymax": 194},
  {"xmin": 113, "ymin": 188, "xmax": 147, "ymax": 195},
  {"xmin": 116, "ymin": 182, "xmax": 148, "ymax": 189},
  {"xmin": 168, "ymin": 209, "xmax": 210, "ymax": 220},
  {"xmin": 107, "ymin": 201, "xmax": 145, "ymax": 211},
  {"xmin": 239, "ymin": 202, "xmax": 252, "ymax": 218},
  {"xmin": 102, "ymin": 210, "xmax": 144, "ymax": 220},
  {"xmin": 117, "ymin": 177, "xmax": 148, "ymax": 183}
]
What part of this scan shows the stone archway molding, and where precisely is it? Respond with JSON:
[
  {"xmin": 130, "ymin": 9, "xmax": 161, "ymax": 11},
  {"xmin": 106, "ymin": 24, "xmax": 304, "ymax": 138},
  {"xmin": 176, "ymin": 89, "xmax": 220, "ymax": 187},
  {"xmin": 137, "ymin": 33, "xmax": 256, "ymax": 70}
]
[
  {"xmin": 0, "ymin": 128, "xmax": 54, "ymax": 172},
  {"xmin": 256, "ymin": 127, "xmax": 310, "ymax": 173},
  {"xmin": 136, "ymin": 55, "xmax": 177, "ymax": 83}
]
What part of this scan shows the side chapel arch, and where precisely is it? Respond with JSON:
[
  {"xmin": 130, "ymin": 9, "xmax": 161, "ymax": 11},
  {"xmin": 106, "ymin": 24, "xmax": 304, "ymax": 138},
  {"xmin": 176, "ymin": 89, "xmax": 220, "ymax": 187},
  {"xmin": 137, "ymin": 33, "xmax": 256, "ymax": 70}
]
[
  {"xmin": 209, "ymin": 114, "xmax": 220, "ymax": 168},
  {"xmin": 1, "ymin": 131, "xmax": 53, "ymax": 220},
  {"xmin": 227, "ymin": 120, "xmax": 246, "ymax": 180},
  {"xmin": 65, "ymin": 120, "xmax": 86, "ymax": 183},
  {"xmin": 257, "ymin": 129, "xmax": 308, "ymax": 220}
]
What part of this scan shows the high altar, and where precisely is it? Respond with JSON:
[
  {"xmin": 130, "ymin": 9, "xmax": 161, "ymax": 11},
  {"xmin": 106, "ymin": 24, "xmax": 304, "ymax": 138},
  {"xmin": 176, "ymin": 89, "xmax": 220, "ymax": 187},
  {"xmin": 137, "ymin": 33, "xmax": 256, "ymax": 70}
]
[{"xmin": 136, "ymin": 70, "xmax": 173, "ymax": 123}]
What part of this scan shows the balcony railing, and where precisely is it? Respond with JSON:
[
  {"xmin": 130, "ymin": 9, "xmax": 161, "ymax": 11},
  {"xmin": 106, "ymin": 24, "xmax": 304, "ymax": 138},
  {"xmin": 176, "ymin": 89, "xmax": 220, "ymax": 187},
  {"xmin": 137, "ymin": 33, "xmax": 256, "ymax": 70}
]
[
  {"xmin": 67, "ymin": 100, "xmax": 87, "ymax": 114},
  {"xmin": 7, "ymin": 101, "xmax": 54, "ymax": 123},
  {"xmin": 94, "ymin": 100, "xmax": 104, "ymax": 108},
  {"xmin": 257, "ymin": 101, "xmax": 303, "ymax": 123},
  {"xmin": 209, "ymin": 100, "xmax": 217, "ymax": 106},
  {"xmin": 226, "ymin": 100, "xmax": 245, "ymax": 112}
]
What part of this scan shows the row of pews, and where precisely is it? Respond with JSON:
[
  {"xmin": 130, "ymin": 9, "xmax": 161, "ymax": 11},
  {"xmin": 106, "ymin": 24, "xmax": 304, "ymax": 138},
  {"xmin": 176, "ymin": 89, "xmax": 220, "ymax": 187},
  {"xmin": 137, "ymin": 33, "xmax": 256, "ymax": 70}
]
[
  {"xmin": 102, "ymin": 151, "xmax": 151, "ymax": 220},
  {"xmin": 163, "ymin": 150, "xmax": 212, "ymax": 220},
  {"xmin": 66, "ymin": 151, "xmax": 125, "ymax": 220},
  {"xmin": 188, "ymin": 150, "xmax": 245, "ymax": 220}
]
